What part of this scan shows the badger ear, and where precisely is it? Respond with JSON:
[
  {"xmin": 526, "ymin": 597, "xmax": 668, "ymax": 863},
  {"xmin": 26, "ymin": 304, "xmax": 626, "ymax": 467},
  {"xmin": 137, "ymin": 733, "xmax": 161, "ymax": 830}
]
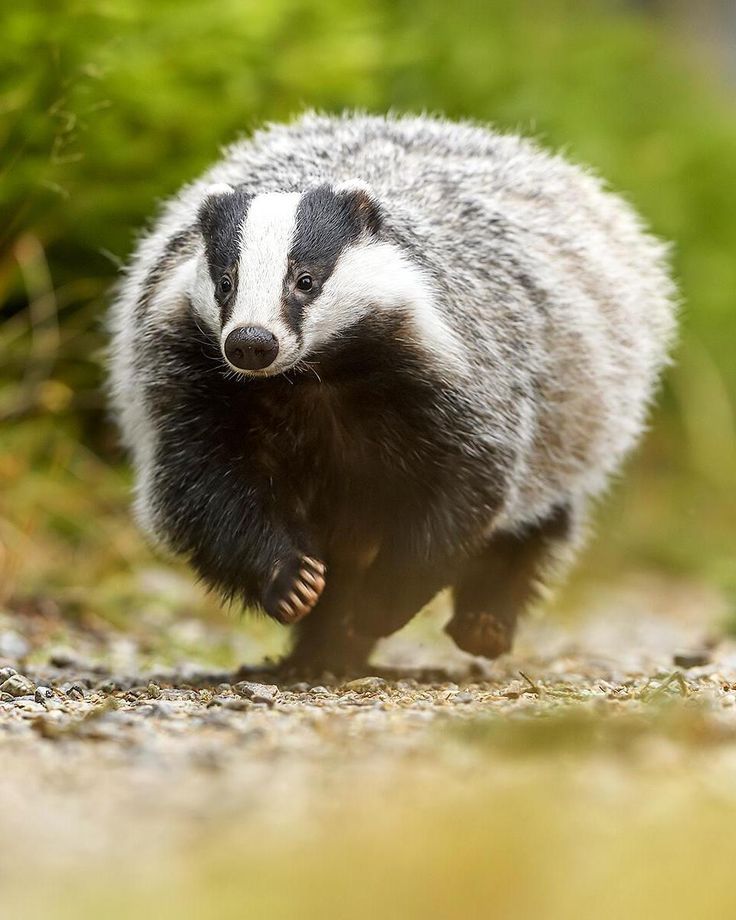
[
  {"xmin": 204, "ymin": 182, "xmax": 235, "ymax": 198},
  {"xmin": 335, "ymin": 180, "xmax": 383, "ymax": 236}
]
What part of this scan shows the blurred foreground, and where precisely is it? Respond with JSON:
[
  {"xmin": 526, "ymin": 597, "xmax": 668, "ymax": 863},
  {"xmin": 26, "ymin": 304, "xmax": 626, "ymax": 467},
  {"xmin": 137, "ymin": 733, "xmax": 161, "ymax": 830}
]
[{"xmin": 2, "ymin": 578, "xmax": 736, "ymax": 919}]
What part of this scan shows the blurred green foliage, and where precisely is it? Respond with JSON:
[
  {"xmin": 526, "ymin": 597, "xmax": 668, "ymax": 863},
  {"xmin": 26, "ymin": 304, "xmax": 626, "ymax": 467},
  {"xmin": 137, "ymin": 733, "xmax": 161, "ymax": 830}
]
[{"xmin": 1, "ymin": 0, "xmax": 735, "ymax": 618}]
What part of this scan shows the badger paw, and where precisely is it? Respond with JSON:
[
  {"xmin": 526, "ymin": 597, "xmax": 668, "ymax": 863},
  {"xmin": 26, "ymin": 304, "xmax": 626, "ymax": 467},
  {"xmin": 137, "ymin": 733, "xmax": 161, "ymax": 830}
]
[
  {"xmin": 445, "ymin": 611, "xmax": 513, "ymax": 660},
  {"xmin": 263, "ymin": 556, "xmax": 326, "ymax": 624}
]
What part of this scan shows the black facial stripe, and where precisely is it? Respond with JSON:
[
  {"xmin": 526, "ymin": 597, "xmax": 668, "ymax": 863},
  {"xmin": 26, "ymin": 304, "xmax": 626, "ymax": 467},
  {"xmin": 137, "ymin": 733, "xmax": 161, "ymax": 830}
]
[
  {"xmin": 290, "ymin": 185, "xmax": 363, "ymax": 269},
  {"xmin": 282, "ymin": 185, "xmax": 371, "ymax": 336},
  {"xmin": 198, "ymin": 188, "xmax": 253, "ymax": 279},
  {"xmin": 198, "ymin": 188, "xmax": 253, "ymax": 323}
]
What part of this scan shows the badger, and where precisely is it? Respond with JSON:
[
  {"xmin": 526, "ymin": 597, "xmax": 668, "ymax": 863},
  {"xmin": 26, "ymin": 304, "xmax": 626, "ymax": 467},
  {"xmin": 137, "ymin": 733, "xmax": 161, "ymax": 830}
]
[{"xmin": 108, "ymin": 112, "xmax": 677, "ymax": 673}]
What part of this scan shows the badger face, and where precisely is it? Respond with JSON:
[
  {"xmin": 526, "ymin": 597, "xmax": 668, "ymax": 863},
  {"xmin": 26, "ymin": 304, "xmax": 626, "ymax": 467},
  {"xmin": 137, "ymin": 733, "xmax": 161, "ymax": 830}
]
[{"xmin": 192, "ymin": 181, "xmax": 453, "ymax": 378}]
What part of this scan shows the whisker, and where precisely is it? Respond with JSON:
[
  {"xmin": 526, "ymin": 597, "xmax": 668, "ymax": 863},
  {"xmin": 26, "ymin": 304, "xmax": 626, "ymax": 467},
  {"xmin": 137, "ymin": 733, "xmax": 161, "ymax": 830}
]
[{"xmin": 302, "ymin": 361, "xmax": 322, "ymax": 384}]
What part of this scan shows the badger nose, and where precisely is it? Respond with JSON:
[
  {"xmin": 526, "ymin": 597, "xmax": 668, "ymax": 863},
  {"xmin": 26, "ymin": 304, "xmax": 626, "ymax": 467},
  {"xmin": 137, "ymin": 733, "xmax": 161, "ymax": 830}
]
[{"xmin": 223, "ymin": 326, "xmax": 279, "ymax": 370}]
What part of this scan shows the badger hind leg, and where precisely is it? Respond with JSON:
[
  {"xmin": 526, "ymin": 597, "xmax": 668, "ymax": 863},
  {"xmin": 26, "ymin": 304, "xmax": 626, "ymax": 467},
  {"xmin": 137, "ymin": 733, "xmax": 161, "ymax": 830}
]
[{"xmin": 446, "ymin": 503, "xmax": 577, "ymax": 660}]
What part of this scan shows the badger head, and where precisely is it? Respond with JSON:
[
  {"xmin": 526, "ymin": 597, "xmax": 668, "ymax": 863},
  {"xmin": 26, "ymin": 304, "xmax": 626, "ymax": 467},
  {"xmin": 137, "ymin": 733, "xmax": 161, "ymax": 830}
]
[{"xmin": 190, "ymin": 181, "xmax": 454, "ymax": 378}]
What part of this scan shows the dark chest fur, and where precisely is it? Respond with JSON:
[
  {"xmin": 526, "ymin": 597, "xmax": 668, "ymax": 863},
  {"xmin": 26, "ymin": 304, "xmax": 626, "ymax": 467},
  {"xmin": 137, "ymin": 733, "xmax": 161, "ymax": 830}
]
[{"xmin": 146, "ymin": 311, "xmax": 506, "ymax": 572}]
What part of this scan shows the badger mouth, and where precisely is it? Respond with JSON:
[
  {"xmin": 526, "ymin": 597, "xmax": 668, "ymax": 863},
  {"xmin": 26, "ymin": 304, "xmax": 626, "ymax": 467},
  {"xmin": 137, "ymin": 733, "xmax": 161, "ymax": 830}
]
[{"xmin": 220, "ymin": 350, "xmax": 317, "ymax": 382}]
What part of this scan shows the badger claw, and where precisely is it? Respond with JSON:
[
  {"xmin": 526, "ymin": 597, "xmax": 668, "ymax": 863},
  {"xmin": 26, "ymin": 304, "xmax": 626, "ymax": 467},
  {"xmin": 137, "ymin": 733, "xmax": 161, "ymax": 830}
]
[{"xmin": 265, "ymin": 556, "xmax": 326, "ymax": 624}]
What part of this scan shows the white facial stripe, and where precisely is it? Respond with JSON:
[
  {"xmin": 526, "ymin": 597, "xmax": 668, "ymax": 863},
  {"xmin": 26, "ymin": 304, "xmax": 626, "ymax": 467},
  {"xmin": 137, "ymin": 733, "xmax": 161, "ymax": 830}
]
[
  {"xmin": 303, "ymin": 240, "xmax": 464, "ymax": 376},
  {"xmin": 190, "ymin": 252, "xmax": 219, "ymax": 330},
  {"xmin": 223, "ymin": 192, "xmax": 300, "ymax": 337}
]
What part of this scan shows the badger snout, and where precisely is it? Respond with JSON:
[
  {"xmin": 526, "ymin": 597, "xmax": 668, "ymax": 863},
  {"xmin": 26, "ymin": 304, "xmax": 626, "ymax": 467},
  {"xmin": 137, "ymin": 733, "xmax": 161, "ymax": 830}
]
[{"xmin": 223, "ymin": 326, "xmax": 279, "ymax": 371}]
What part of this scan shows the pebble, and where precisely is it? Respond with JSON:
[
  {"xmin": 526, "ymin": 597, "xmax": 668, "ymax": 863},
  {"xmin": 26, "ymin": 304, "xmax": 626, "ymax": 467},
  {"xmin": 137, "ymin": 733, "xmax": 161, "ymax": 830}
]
[
  {"xmin": 0, "ymin": 674, "xmax": 36, "ymax": 697},
  {"xmin": 343, "ymin": 676, "xmax": 387, "ymax": 692},
  {"xmin": 234, "ymin": 681, "xmax": 279, "ymax": 705},
  {"xmin": 453, "ymin": 692, "xmax": 475, "ymax": 704},
  {"xmin": 35, "ymin": 686, "xmax": 53, "ymax": 703},
  {"xmin": 674, "ymin": 650, "xmax": 711, "ymax": 669},
  {"xmin": 0, "ymin": 666, "xmax": 19, "ymax": 683},
  {"xmin": 96, "ymin": 679, "xmax": 125, "ymax": 693}
]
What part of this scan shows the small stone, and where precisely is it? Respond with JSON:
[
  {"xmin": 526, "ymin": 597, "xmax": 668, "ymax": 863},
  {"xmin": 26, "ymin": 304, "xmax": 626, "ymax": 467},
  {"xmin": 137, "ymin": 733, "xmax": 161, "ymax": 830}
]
[
  {"xmin": 0, "ymin": 666, "xmax": 19, "ymax": 683},
  {"xmin": 453, "ymin": 692, "xmax": 475, "ymax": 704},
  {"xmin": 309, "ymin": 686, "xmax": 331, "ymax": 697},
  {"xmin": 233, "ymin": 681, "xmax": 278, "ymax": 704},
  {"xmin": 0, "ymin": 692, "xmax": 14, "ymax": 703},
  {"xmin": 64, "ymin": 684, "xmax": 86, "ymax": 701},
  {"xmin": 291, "ymin": 682, "xmax": 311, "ymax": 692},
  {"xmin": 0, "ymin": 674, "xmax": 36, "ymax": 697},
  {"xmin": 674, "ymin": 650, "xmax": 711, "ymax": 669},
  {"xmin": 147, "ymin": 682, "xmax": 162, "ymax": 698},
  {"xmin": 343, "ymin": 676, "xmax": 387, "ymax": 692},
  {"xmin": 34, "ymin": 686, "xmax": 53, "ymax": 703}
]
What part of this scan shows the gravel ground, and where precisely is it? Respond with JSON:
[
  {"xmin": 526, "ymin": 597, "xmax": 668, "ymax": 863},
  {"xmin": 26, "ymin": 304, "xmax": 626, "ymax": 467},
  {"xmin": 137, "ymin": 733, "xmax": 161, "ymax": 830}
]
[{"xmin": 1, "ymin": 574, "xmax": 735, "ymax": 918}]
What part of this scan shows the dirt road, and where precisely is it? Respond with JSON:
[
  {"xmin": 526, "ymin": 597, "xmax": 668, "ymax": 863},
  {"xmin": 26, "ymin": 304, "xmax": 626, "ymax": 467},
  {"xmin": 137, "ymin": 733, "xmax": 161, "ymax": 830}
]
[{"xmin": 2, "ymin": 575, "xmax": 736, "ymax": 919}]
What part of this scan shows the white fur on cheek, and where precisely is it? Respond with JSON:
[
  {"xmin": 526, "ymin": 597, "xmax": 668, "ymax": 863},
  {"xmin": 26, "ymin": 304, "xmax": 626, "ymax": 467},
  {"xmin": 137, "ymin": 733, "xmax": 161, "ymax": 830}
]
[
  {"xmin": 303, "ymin": 240, "xmax": 464, "ymax": 375},
  {"xmin": 190, "ymin": 253, "xmax": 220, "ymax": 330},
  {"xmin": 223, "ymin": 192, "xmax": 299, "ymax": 342},
  {"xmin": 148, "ymin": 256, "xmax": 199, "ymax": 318}
]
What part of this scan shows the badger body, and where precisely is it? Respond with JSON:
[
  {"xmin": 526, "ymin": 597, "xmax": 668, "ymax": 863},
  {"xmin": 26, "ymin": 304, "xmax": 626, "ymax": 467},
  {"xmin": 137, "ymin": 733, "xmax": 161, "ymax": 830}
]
[{"xmin": 109, "ymin": 113, "xmax": 676, "ymax": 670}]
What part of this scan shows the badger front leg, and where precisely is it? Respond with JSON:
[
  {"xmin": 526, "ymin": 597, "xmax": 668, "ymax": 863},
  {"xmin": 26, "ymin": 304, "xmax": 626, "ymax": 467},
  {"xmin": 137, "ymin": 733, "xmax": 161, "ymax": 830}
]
[
  {"xmin": 151, "ymin": 459, "xmax": 326, "ymax": 623},
  {"xmin": 190, "ymin": 513, "xmax": 326, "ymax": 624},
  {"xmin": 446, "ymin": 503, "xmax": 575, "ymax": 659},
  {"xmin": 262, "ymin": 554, "xmax": 326, "ymax": 624}
]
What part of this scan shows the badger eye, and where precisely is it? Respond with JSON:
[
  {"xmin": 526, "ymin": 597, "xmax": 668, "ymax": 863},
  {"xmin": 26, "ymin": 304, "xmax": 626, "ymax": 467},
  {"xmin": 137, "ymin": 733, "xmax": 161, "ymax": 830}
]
[
  {"xmin": 296, "ymin": 273, "xmax": 313, "ymax": 292},
  {"xmin": 218, "ymin": 275, "xmax": 232, "ymax": 296}
]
